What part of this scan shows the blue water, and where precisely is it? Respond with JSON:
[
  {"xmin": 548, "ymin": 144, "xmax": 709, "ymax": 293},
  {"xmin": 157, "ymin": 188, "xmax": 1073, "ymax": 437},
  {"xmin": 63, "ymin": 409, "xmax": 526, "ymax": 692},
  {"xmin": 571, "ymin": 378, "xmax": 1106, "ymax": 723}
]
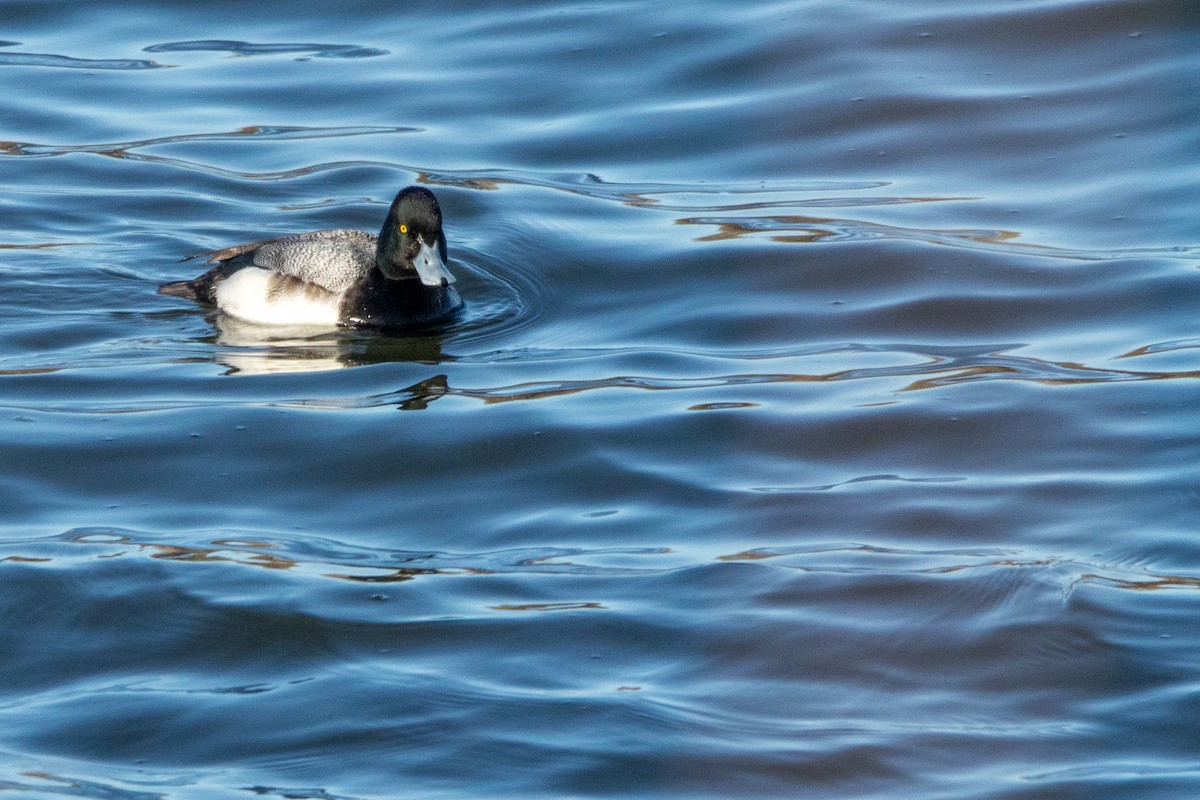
[{"xmin": 2, "ymin": 1, "xmax": 1199, "ymax": 797}]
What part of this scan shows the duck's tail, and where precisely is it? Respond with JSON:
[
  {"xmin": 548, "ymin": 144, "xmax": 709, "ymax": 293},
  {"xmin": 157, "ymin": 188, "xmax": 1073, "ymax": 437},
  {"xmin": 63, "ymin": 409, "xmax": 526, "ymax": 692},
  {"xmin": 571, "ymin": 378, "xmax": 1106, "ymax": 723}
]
[{"xmin": 157, "ymin": 280, "xmax": 198, "ymax": 301}]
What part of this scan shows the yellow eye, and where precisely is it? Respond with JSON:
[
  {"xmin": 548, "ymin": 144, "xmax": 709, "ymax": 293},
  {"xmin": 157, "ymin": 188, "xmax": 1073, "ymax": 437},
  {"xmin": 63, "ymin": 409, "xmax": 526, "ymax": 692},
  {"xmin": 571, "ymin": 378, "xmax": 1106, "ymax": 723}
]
[{"xmin": 399, "ymin": 224, "xmax": 408, "ymax": 234}]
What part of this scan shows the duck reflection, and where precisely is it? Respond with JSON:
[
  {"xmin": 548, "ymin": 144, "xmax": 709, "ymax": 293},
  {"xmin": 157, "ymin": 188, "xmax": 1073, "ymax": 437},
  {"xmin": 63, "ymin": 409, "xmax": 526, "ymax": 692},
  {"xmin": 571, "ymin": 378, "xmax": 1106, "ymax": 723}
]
[{"xmin": 211, "ymin": 314, "xmax": 449, "ymax": 375}]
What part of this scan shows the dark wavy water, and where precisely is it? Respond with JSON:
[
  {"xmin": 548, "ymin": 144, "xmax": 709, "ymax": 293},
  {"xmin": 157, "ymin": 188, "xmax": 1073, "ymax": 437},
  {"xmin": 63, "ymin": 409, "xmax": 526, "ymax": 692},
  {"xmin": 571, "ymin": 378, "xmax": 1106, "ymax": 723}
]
[{"xmin": 1, "ymin": 1, "xmax": 1199, "ymax": 797}]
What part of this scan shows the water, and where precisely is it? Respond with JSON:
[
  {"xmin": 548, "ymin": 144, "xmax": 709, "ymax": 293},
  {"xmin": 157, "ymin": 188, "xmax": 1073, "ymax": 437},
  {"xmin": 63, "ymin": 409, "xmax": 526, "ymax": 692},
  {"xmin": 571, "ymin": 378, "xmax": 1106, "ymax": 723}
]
[{"xmin": 1, "ymin": 0, "xmax": 1198, "ymax": 797}]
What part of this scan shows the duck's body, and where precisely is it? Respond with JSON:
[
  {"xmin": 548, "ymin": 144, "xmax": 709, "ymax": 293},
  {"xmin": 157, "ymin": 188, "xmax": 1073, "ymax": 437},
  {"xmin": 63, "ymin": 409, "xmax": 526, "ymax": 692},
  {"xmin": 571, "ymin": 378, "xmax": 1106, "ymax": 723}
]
[{"xmin": 159, "ymin": 187, "xmax": 462, "ymax": 328}]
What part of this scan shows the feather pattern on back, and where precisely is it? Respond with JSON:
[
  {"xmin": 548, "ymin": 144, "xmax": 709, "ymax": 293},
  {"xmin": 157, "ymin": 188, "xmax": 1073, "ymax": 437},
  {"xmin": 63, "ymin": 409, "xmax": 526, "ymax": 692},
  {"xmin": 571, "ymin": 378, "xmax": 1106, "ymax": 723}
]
[{"xmin": 246, "ymin": 229, "xmax": 377, "ymax": 294}]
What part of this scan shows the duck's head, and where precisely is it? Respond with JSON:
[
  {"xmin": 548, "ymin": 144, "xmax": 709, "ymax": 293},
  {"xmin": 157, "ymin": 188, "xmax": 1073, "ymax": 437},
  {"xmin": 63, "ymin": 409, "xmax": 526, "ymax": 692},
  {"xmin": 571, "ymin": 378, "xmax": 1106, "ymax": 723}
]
[{"xmin": 376, "ymin": 186, "xmax": 456, "ymax": 287}]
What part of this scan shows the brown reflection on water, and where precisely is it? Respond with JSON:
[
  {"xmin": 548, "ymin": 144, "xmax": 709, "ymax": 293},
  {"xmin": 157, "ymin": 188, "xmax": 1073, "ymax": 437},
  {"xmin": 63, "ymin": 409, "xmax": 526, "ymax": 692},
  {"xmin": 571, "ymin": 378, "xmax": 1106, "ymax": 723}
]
[
  {"xmin": 1078, "ymin": 573, "xmax": 1200, "ymax": 592},
  {"xmin": 690, "ymin": 218, "xmax": 830, "ymax": 244},
  {"xmin": 327, "ymin": 569, "xmax": 437, "ymax": 583},
  {"xmin": 1116, "ymin": 339, "xmax": 1200, "ymax": 359},
  {"xmin": 679, "ymin": 212, "xmax": 1029, "ymax": 250},
  {"xmin": 0, "ymin": 367, "xmax": 59, "ymax": 376},
  {"xmin": 143, "ymin": 543, "xmax": 296, "ymax": 570},
  {"xmin": 48, "ymin": 531, "xmax": 443, "ymax": 584}
]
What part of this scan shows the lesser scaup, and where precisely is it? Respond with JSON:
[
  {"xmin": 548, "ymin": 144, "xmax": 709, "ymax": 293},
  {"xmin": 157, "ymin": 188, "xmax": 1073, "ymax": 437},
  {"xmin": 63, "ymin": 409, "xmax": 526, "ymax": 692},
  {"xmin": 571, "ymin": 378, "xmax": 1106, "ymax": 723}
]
[{"xmin": 159, "ymin": 186, "xmax": 462, "ymax": 328}]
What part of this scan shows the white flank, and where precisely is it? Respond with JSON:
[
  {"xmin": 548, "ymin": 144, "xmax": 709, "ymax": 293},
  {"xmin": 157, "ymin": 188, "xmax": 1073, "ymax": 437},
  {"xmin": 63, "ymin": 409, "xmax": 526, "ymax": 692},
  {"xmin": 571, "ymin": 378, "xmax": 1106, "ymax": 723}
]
[{"xmin": 214, "ymin": 267, "xmax": 341, "ymax": 326}]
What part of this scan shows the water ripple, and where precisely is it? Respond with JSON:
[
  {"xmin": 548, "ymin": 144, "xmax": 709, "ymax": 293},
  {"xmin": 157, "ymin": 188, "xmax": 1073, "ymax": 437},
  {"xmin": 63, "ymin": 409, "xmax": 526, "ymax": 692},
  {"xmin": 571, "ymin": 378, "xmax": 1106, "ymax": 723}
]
[
  {"xmin": 0, "ymin": 125, "xmax": 417, "ymax": 159},
  {"xmin": 5, "ymin": 124, "xmax": 1192, "ymax": 266},
  {"xmin": 749, "ymin": 474, "xmax": 968, "ymax": 493},
  {"xmin": 0, "ymin": 45, "xmax": 164, "ymax": 70},
  {"xmin": 243, "ymin": 787, "xmax": 364, "ymax": 800},
  {"xmin": 717, "ymin": 545, "xmax": 1200, "ymax": 595},
  {"xmin": 6, "ymin": 530, "xmax": 1198, "ymax": 598},
  {"xmin": 7, "ymin": 529, "xmax": 676, "ymax": 582},
  {"xmin": 1118, "ymin": 337, "xmax": 1200, "ymax": 358},
  {"xmin": 0, "ymin": 771, "xmax": 164, "ymax": 800},
  {"xmin": 417, "ymin": 168, "xmax": 890, "ymax": 209},
  {"xmin": 677, "ymin": 213, "xmax": 1200, "ymax": 262},
  {"xmin": 144, "ymin": 40, "xmax": 389, "ymax": 59},
  {"xmin": 366, "ymin": 346, "xmax": 1200, "ymax": 409},
  {"xmin": 3, "ymin": 341, "xmax": 1199, "ymax": 410}
]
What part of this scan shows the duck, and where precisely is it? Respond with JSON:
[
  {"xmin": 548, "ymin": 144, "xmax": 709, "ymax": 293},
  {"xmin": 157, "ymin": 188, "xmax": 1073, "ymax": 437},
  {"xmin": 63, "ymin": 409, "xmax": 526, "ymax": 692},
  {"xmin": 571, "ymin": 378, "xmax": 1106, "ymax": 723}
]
[{"xmin": 158, "ymin": 186, "xmax": 462, "ymax": 328}]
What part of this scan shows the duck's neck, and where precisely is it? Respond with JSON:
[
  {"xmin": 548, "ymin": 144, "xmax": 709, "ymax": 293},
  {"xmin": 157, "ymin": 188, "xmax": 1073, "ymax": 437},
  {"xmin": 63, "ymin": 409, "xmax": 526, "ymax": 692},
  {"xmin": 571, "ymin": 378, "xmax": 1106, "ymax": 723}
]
[{"xmin": 339, "ymin": 269, "xmax": 462, "ymax": 328}]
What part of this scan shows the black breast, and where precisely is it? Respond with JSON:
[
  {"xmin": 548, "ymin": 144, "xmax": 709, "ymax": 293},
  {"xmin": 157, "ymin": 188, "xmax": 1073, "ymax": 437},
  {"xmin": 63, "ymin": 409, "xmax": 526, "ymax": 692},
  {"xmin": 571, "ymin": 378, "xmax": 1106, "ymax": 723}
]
[{"xmin": 338, "ymin": 271, "xmax": 463, "ymax": 328}]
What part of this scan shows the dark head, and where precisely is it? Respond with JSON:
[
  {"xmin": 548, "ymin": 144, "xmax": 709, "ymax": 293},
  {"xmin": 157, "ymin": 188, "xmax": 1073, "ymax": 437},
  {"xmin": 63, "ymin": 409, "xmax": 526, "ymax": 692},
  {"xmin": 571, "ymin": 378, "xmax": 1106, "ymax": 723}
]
[{"xmin": 375, "ymin": 186, "xmax": 455, "ymax": 286}]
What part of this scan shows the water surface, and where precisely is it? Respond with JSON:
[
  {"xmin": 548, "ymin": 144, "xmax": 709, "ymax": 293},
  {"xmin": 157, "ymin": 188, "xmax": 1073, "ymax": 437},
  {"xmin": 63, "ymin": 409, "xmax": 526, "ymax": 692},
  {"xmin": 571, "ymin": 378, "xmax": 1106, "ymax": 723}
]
[{"xmin": 1, "ymin": 1, "xmax": 1199, "ymax": 798}]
